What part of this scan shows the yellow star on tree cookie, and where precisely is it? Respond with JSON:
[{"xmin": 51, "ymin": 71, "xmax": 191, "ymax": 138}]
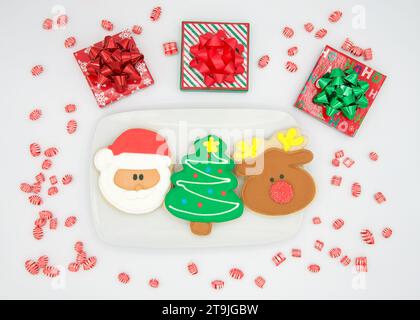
[
  {"xmin": 233, "ymin": 138, "xmax": 262, "ymax": 161},
  {"xmin": 277, "ymin": 128, "xmax": 305, "ymax": 152},
  {"xmin": 203, "ymin": 136, "xmax": 220, "ymax": 153}
]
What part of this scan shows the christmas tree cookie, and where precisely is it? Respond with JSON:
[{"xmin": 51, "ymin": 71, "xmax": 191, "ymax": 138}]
[{"xmin": 165, "ymin": 135, "xmax": 244, "ymax": 236}]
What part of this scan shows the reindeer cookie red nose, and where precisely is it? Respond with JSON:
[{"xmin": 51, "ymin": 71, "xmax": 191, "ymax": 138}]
[{"xmin": 269, "ymin": 180, "xmax": 294, "ymax": 204}]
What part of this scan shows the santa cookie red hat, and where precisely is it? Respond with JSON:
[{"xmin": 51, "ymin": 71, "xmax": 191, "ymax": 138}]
[{"xmin": 94, "ymin": 129, "xmax": 171, "ymax": 171}]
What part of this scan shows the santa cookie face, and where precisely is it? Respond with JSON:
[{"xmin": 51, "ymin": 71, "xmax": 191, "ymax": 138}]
[{"xmin": 94, "ymin": 129, "xmax": 171, "ymax": 214}]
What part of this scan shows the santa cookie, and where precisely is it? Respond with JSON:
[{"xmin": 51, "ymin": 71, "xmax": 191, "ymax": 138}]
[
  {"xmin": 235, "ymin": 128, "xmax": 316, "ymax": 216},
  {"xmin": 165, "ymin": 135, "xmax": 244, "ymax": 236},
  {"xmin": 94, "ymin": 129, "xmax": 171, "ymax": 214}
]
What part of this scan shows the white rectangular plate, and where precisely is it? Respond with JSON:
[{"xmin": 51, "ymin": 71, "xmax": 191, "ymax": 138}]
[{"xmin": 90, "ymin": 108, "xmax": 306, "ymax": 248}]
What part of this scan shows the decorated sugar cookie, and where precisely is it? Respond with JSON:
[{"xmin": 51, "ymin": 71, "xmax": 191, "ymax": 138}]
[
  {"xmin": 235, "ymin": 128, "xmax": 315, "ymax": 216},
  {"xmin": 94, "ymin": 129, "xmax": 171, "ymax": 214},
  {"xmin": 165, "ymin": 135, "xmax": 244, "ymax": 236}
]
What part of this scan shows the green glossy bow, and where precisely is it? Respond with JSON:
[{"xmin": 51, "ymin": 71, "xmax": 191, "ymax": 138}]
[{"xmin": 313, "ymin": 68, "xmax": 370, "ymax": 120}]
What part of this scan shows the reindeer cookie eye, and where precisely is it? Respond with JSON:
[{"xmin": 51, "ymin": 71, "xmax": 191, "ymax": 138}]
[
  {"xmin": 270, "ymin": 177, "xmax": 275, "ymax": 183},
  {"xmin": 279, "ymin": 174, "xmax": 285, "ymax": 179},
  {"xmin": 139, "ymin": 174, "xmax": 144, "ymax": 180},
  {"xmin": 133, "ymin": 174, "xmax": 138, "ymax": 180}
]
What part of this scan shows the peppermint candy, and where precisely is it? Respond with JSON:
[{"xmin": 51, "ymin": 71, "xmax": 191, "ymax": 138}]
[
  {"xmin": 30, "ymin": 143, "xmax": 41, "ymax": 157},
  {"xmin": 83, "ymin": 257, "xmax": 97, "ymax": 271},
  {"xmin": 308, "ymin": 264, "xmax": 320, "ymax": 273},
  {"xmin": 65, "ymin": 104, "xmax": 76, "ymax": 113},
  {"xmin": 62, "ymin": 174, "xmax": 73, "ymax": 185},
  {"xmin": 49, "ymin": 175, "xmax": 57, "ymax": 185},
  {"xmin": 328, "ymin": 11, "xmax": 343, "ymax": 23},
  {"xmin": 74, "ymin": 241, "xmax": 84, "ymax": 252},
  {"xmin": 315, "ymin": 28, "xmax": 327, "ymax": 39},
  {"xmin": 31, "ymin": 65, "xmax": 44, "ymax": 76},
  {"xmin": 42, "ymin": 159, "xmax": 52, "ymax": 170},
  {"xmin": 66, "ymin": 120, "xmax": 77, "ymax": 134},
  {"xmin": 229, "ymin": 268, "xmax": 244, "ymax": 280},
  {"xmin": 118, "ymin": 272, "xmax": 130, "ymax": 284},
  {"xmin": 187, "ymin": 262, "xmax": 198, "ymax": 275},
  {"xmin": 374, "ymin": 192, "xmax": 386, "ymax": 204},
  {"xmin": 282, "ymin": 26, "xmax": 294, "ymax": 38},
  {"xmin": 39, "ymin": 210, "xmax": 52, "ymax": 220},
  {"xmin": 351, "ymin": 182, "xmax": 361, "ymax": 197},
  {"xmin": 343, "ymin": 157, "xmax": 355, "ymax": 168},
  {"xmin": 25, "ymin": 260, "xmax": 40, "ymax": 275},
  {"xmin": 65, "ymin": 216, "xmax": 77, "ymax": 228},
  {"xmin": 64, "ymin": 36, "xmax": 76, "ymax": 48},
  {"xmin": 332, "ymin": 218, "xmax": 344, "ymax": 230},
  {"xmin": 149, "ymin": 278, "xmax": 159, "ymax": 288},
  {"xmin": 68, "ymin": 262, "xmax": 80, "ymax": 272},
  {"xmin": 29, "ymin": 109, "xmax": 42, "ymax": 121},
  {"xmin": 42, "ymin": 18, "xmax": 53, "ymax": 30},
  {"xmin": 163, "ymin": 42, "xmax": 178, "ymax": 56},
  {"xmin": 331, "ymin": 175, "xmax": 342, "ymax": 186},
  {"xmin": 211, "ymin": 280, "xmax": 224, "ymax": 290},
  {"xmin": 350, "ymin": 46, "xmax": 363, "ymax": 57},
  {"xmin": 331, "ymin": 158, "xmax": 340, "ymax": 167},
  {"xmin": 340, "ymin": 256, "xmax": 351, "ymax": 266},
  {"xmin": 49, "ymin": 218, "xmax": 58, "ymax": 230},
  {"xmin": 56, "ymin": 14, "xmax": 68, "ymax": 27},
  {"xmin": 341, "ymin": 38, "xmax": 354, "ymax": 51},
  {"xmin": 258, "ymin": 55, "xmax": 270, "ymax": 68},
  {"xmin": 101, "ymin": 19, "xmax": 114, "ymax": 31},
  {"xmin": 361, "ymin": 229, "xmax": 375, "ymax": 245},
  {"xmin": 272, "ymin": 252, "xmax": 286, "ymax": 266},
  {"xmin": 314, "ymin": 240, "xmax": 324, "ymax": 251},
  {"xmin": 369, "ymin": 152, "xmax": 379, "ymax": 161},
  {"xmin": 44, "ymin": 147, "xmax": 58, "ymax": 157},
  {"xmin": 287, "ymin": 46, "xmax": 298, "ymax": 56},
  {"xmin": 132, "ymin": 25, "xmax": 143, "ymax": 35},
  {"xmin": 304, "ymin": 22, "xmax": 314, "ymax": 32},
  {"xmin": 285, "ymin": 61, "xmax": 298, "ymax": 73},
  {"xmin": 364, "ymin": 48, "xmax": 373, "ymax": 61},
  {"xmin": 43, "ymin": 265, "xmax": 60, "ymax": 278},
  {"xmin": 254, "ymin": 276, "xmax": 266, "ymax": 288},
  {"xmin": 382, "ymin": 227, "xmax": 393, "ymax": 239},
  {"xmin": 335, "ymin": 150, "xmax": 344, "ymax": 158},
  {"xmin": 33, "ymin": 226, "xmax": 44, "ymax": 240},
  {"xmin": 291, "ymin": 249, "xmax": 301, "ymax": 258},
  {"xmin": 329, "ymin": 248, "xmax": 342, "ymax": 258},
  {"xmin": 150, "ymin": 6, "xmax": 162, "ymax": 21},
  {"xmin": 355, "ymin": 257, "xmax": 368, "ymax": 272},
  {"xmin": 48, "ymin": 186, "xmax": 58, "ymax": 196},
  {"xmin": 312, "ymin": 216, "xmax": 322, "ymax": 225},
  {"xmin": 20, "ymin": 183, "xmax": 32, "ymax": 193},
  {"xmin": 29, "ymin": 195, "xmax": 43, "ymax": 206}
]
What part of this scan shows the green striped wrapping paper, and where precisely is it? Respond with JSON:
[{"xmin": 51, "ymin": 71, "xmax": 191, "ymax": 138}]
[{"xmin": 181, "ymin": 21, "xmax": 250, "ymax": 91}]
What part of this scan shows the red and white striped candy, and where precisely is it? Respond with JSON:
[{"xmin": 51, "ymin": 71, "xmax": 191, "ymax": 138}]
[
  {"xmin": 49, "ymin": 218, "xmax": 58, "ymax": 230},
  {"xmin": 272, "ymin": 252, "xmax": 286, "ymax": 266},
  {"xmin": 132, "ymin": 25, "xmax": 143, "ymax": 35},
  {"xmin": 56, "ymin": 14, "xmax": 68, "ymax": 27},
  {"xmin": 74, "ymin": 241, "xmax": 84, "ymax": 252},
  {"xmin": 31, "ymin": 65, "xmax": 44, "ymax": 77},
  {"xmin": 64, "ymin": 36, "xmax": 76, "ymax": 48},
  {"xmin": 258, "ymin": 55, "xmax": 270, "ymax": 68},
  {"xmin": 363, "ymin": 48, "xmax": 373, "ymax": 61},
  {"xmin": 332, "ymin": 218, "xmax": 344, "ymax": 230},
  {"xmin": 285, "ymin": 61, "xmax": 298, "ymax": 73},
  {"xmin": 335, "ymin": 150, "xmax": 344, "ymax": 158},
  {"xmin": 312, "ymin": 216, "xmax": 321, "ymax": 225},
  {"xmin": 350, "ymin": 46, "xmax": 363, "ymax": 57},
  {"xmin": 315, "ymin": 28, "xmax": 327, "ymax": 39},
  {"xmin": 304, "ymin": 22, "xmax": 314, "ymax": 32},
  {"xmin": 331, "ymin": 175, "xmax": 342, "ymax": 186},
  {"xmin": 33, "ymin": 226, "xmax": 44, "ymax": 240},
  {"xmin": 382, "ymin": 227, "xmax": 393, "ymax": 239},
  {"xmin": 329, "ymin": 247, "xmax": 342, "ymax": 258},
  {"xmin": 340, "ymin": 255, "xmax": 351, "ymax": 266},
  {"xmin": 43, "ymin": 265, "xmax": 60, "ymax": 277},
  {"xmin": 118, "ymin": 272, "xmax": 130, "ymax": 284},
  {"xmin": 254, "ymin": 276, "xmax": 266, "ymax": 288},
  {"xmin": 229, "ymin": 268, "xmax": 244, "ymax": 280},
  {"xmin": 65, "ymin": 216, "xmax": 77, "ymax": 228},
  {"xmin": 48, "ymin": 186, "xmax": 58, "ymax": 196},
  {"xmin": 187, "ymin": 262, "xmax": 198, "ymax": 275},
  {"xmin": 76, "ymin": 251, "xmax": 87, "ymax": 264},
  {"xmin": 29, "ymin": 195, "xmax": 43, "ymax": 206},
  {"xmin": 20, "ymin": 183, "xmax": 32, "ymax": 193},
  {"xmin": 83, "ymin": 257, "xmax": 97, "ymax": 270},
  {"xmin": 66, "ymin": 119, "xmax": 77, "ymax": 134},
  {"xmin": 291, "ymin": 248, "xmax": 301, "ymax": 258},
  {"xmin": 42, "ymin": 159, "xmax": 52, "ymax": 170},
  {"xmin": 287, "ymin": 46, "xmax": 298, "ymax": 56},
  {"xmin": 341, "ymin": 38, "xmax": 353, "ymax": 51},
  {"xmin": 44, "ymin": 147, "xmax": 58, "ymax": 157},
  {"xmin": 35, "ymin": 218, "xmax": 47, "ymax": 227},
  {"xmin": 374, "ymin": 192, "xmax": 386, "ymax": 204},
  {"xmin": 31, "ymin": 182, "xmax": 41, "ymax": 193},
  {"xmin": 25, "ymin": 260, "xmax": 40, "ymax": 275},
  {"xmin": 49, "ymin": 176, "xmax": 57, "ymax": 185},
  {"xmin": 62, "ymin": 174, "xmax": 73, "ymax": 185},
  {"xmin": 30, "ymin": 143, "xmax": 41, "ymax": 157},
  {"xmin": 355, "ymin": 257, "xmax": 368, "ymax": 272},
  {"xmin": 39, "ymin": 210, "xmax": 52, "ymax": 220},
  {"xmin": 361, "ymin": 229, "xmax": 375, "ymax": 245},
  {"xmin": 35, "ymin": 172, "xmax": 45, "ymax": 183},
  {"xmin": 68, "ymin": 262, "xmax": 80, "ymax": 272},
  {"xmin": 211, "ymin": 280, "xmax": 224, "ymax": 290},
  {"xmin": 149, "ymin": 278, "xmax": 159, "ymax": 288},
  {"xmin": 163, "ymin": 42, "xmax": 178, "ymax": 56},
  {"xmin": 29, "ymin": 109, "xmax": 42, "ymax": 121},
  {"xmin": 351, "ymin": 182, "xmax": 361, "ymax": 197},
  {"xmin": 314, "ymin": 240, "xmax": 324, "ymax": 251},
  {"xmin": 328, "ymin": 11, "xmax": 343, "ymax": 23},
  {"xmin": 150, "ymin": 6, "xmax": 162, "ymax": 21},
  {"xmin": 37, "ymin": 255, "xmax": 49, "ymax": 268},
  {"xmin": 101, "ymin": 19, "xmax": 113, "ymax": 31},
  {"xmin": 308, "ymin": 264, "xmax": 320, "ymax": 273},
  {"xmin": 42, "ymin": 18, "xmax": 53, "ymax": 30},
  {"xmin": 369, "ymin": 152, "xmax": 379, "ymax": 161},
  {"xmin": 65, "ymin": 104, "xmax": 76, "ymax": 113},
  {"xmin": 331, "ymin": 158, "xmax": 340, "ymax": 167},
  {"xmin": 343, "ymin": 157, "xmax": 355, "ymax": 168},
  {"xmin": 282, "ymin": 26, "xmax": 294, "ymax": 38}
]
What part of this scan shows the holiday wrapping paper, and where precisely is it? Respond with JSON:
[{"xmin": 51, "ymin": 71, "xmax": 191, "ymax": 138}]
[
  {"xmin": 294, "ymin": 45, "xmax": 386, "ymax": 137},
  {"xmin": 181, "ymin": 21, "xmax": 250, "ymax": 91},
  {"xmin": 74, "ymin": 29, "xmax": 154, "ymax": 108}
]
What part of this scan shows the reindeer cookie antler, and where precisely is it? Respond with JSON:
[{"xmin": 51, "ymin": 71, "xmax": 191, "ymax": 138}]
[
  {"xmin": 266, "ymin": 128, "xmax": 307, "ymax": 152},
  {"xmin": 233, "ymin": 137, "xmax": 264, "ymax": 161}
]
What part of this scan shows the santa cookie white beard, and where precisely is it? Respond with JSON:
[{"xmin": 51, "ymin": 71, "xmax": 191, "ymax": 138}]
[{"xmin": 94, "ymin": 129, "xmax": 171, "ymax": 214}]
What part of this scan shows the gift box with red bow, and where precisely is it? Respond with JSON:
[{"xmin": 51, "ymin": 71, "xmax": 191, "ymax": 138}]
[
  {"xmin": 294, "ymin": 45, "xmax": 386, "ymax": 137},
  {"xmin": 180, "ymin": 21, "xmax": 250, "ymax": 91},
  {"xmin": 74, "ymin": 29, "xmax": 154, "ymax": 108}
]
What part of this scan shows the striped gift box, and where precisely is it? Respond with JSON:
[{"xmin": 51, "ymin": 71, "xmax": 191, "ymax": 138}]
[{"xmin": 181, "ymin": 21, "xmax": 250, "ymax": 91}]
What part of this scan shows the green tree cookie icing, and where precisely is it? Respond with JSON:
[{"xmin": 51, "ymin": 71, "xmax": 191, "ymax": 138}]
[{"xmin": 165, "ymin": 135, "xmax": 244, "ymax": 224}]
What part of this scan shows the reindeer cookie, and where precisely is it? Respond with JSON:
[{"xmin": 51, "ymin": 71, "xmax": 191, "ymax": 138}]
[{"xmin": 234, "ymin": 128, "xmax": 316, "ymax": 216}]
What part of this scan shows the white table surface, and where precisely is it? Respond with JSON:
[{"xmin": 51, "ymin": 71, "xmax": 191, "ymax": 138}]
[{"xmin": 1, "ymin": 0, "xmax": 419, "ymax": 300}]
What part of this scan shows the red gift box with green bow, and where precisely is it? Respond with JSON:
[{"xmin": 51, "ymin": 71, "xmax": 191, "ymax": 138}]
[{"xmin": 294, "ymin": 45, "xmax": 386, "ymax": 137}]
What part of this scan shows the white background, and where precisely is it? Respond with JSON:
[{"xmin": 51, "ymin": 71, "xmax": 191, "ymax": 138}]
[{"xmin": 1, "ymin": 0, "xmax": 419, "ymax": 300}]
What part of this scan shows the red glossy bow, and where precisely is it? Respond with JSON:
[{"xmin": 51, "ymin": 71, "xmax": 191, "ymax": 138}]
[
  {"xmin": 86, "ymin": 35, "xmax": 144, "ymax": 93},
  {"xmin": 189, "ymin": 30, "xmax": 245, "ymax": 86}
]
